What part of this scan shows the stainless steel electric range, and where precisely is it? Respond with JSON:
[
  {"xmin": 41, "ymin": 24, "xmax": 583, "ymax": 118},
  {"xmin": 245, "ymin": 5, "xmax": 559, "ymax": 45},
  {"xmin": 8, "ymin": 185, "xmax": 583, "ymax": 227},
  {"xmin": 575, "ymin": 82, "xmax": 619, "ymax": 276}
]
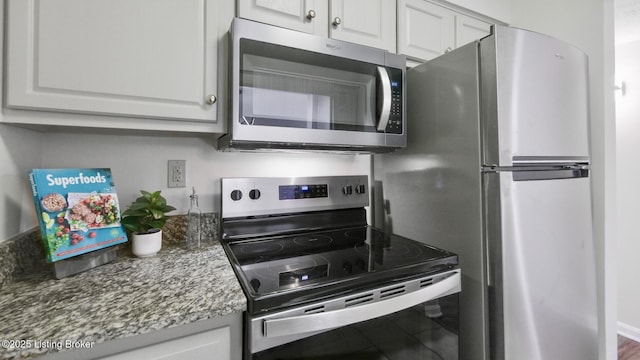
[{"xmin": 221, "ymin": 175, "xmax": 461, "ymax": 359}]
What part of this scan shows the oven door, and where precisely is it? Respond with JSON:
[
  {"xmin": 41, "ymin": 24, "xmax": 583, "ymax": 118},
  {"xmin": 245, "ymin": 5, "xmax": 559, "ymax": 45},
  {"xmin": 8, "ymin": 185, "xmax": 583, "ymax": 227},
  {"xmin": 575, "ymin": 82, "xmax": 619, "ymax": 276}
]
[
  {"xmin": 223, "ymin": 18, "xmax": 406, "ymax": 152},
  {"xmin": 248, "ymin": 269, "xmax": 460, "ymax": 359}
]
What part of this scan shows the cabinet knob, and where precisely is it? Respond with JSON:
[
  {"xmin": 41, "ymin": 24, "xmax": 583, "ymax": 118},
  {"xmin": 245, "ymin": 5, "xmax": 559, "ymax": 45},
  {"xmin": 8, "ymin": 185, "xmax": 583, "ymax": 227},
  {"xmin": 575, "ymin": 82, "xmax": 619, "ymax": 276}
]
[
  {"xmin": 205, "ymin": 94, "xmax": 217, "ymax": 105},
  {"xmin": 306, "ymin": 10, "xmax": 316, "ymax": 20},
  {"xmin": 445, "ymin": 47, "xmax": 453, "ymax": 53},
  {"xmin": 332, "ymin": 17, "xmax": 342, "ymax": 27}
]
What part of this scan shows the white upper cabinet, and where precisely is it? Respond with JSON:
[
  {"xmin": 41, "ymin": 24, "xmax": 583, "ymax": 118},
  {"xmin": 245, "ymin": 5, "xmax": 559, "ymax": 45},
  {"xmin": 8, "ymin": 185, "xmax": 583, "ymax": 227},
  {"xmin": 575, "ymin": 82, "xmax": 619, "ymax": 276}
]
[
  {"xmin": 398, "ymin": 0, "xmax": 491, "ymax": 62},
  {"xmin": 444, "ymin": 0, "xmax": 511, "ymax": 24},
  {"xmin": 456, "ymin": 14, "xmax": 492, "ymax": 48},
  {"xmin": 398, "ymin": 0, "xmax": 455, "ymax": 61},
  {"xmin": 329, "ymin": 0, "xmax": 396, "ymax": 52},
  {"xmin": 5, "ymin": 0, "xmax": 234, "ymax": 132},
  {"xmin": 238, "ymin": 0, "xmax": 329, "ymax": 37},
  {"xmin": 238, "ymin": 0, "xmax": 396, "ymax": 52}
]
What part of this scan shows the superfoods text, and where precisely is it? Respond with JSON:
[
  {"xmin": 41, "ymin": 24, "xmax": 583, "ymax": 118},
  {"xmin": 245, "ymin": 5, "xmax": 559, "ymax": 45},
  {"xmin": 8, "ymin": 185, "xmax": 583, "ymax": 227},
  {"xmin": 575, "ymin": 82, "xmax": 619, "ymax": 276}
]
[{"xmin": 46, "ymin": 173, "xmax": 107, "ymax": 189}]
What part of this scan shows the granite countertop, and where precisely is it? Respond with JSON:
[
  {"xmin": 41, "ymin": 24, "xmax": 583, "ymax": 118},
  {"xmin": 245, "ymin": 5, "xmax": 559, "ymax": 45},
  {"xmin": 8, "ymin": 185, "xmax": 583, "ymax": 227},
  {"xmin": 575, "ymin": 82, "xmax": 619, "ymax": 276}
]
[{"xmin": 0, "ymin": 219, "xmax": 246, "ymax": 359}]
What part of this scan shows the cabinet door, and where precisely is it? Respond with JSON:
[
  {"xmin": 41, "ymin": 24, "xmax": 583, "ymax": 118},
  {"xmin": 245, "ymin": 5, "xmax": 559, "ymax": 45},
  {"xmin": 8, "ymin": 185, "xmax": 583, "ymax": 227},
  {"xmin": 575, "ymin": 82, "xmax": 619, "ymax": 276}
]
[
  {"xmin": 398, "ymin": 0, "xmax": 455, "ymax": 61},
  {"xmin": 238, "ymin": 0, "xmax": 329, "ymax": 37},
  {"xmin": 329, "ymin": 0, "xmax": 396, "ymax": 52},
  {"xmin": 444, "ymin": 0, "xmax": 511, "ymax": 24},
  {"xmin": 6, "ymin": 0, "xmax": 228, "ymax": 128},
  {"xmin": 98, "ymin": 327, "xmax": 231, "ymax": 360},
  {"xmin": 456, "ymin": 14, "xmax": 491, "ymax": 48}
]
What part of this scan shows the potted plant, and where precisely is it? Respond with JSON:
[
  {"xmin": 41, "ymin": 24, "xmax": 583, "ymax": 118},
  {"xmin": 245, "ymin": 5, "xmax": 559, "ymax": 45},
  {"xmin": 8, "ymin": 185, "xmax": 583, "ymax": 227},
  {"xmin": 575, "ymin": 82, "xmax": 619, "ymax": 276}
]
[{"xmin": 121, "ymin": 190, "xmax": 176, "ymax": 257}]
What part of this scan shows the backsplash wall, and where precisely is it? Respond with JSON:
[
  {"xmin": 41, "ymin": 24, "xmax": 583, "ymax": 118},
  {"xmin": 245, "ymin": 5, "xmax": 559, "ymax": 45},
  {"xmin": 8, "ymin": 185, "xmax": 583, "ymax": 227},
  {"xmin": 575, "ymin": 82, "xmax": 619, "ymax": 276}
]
[
  {"xmin": 0, "ymin": 124, "xmax": 44, "ymax": 242},
  {"xmin": 39, "ymin": 131, "xmax": 371, "ymax": 218}
]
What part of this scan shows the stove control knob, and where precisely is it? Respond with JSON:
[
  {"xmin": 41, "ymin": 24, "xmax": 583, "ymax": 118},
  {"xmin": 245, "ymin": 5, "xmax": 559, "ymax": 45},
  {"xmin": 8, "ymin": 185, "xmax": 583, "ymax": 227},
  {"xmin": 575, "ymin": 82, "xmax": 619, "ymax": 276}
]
[
  {"xmin": 342, "ymin": 185, "xmax": 353, "ymax": 195},
  {"xmin": 343, "ymin": 261, "xmax": 353, "ymax": 274},
  {"xmin": 250, "ymin": 278, "xmax": 261, "ymax": 292},
  {"xmin": 249, "ymin": 189, "xmax": 261, "ymax": 200},
  {"xmin": 355, "ymin": 184, "xmax": 366, "ymax": 194},
  {"xmin": 230, "ymin": 189, "xmax": 243, "ymax": 201}
]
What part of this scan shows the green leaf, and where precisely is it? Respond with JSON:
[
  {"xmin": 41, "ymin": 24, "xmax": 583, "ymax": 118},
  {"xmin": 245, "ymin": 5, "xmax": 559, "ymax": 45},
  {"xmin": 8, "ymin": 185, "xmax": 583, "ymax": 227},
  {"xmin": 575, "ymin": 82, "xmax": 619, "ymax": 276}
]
[
  {"xmin": 134, "ymin": 196, "xmax": 151, "ymax": 204},
  {"xmin": 128, "ymin": 203, "xmax": 149, "ymax": 211},
  {"xmin": 149, "ymin": 208, "xmax": 164, "ymax": 219},
  {"xmin": 121, "ymin": 190, "xmax": 174, "ymax": 234},
  {"xmin": 147, "ymin": 220, "xmax": 165, "ymax": 229}
]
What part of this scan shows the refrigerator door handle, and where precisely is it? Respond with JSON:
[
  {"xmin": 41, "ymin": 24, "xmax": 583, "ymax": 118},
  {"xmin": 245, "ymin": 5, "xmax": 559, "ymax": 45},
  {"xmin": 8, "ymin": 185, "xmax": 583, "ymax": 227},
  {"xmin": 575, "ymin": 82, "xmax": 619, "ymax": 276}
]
[
  {"xmin": 561, "ymin": 164, "xmax": 590, "ymax": 170},
  {"xmin": 481, "ymin": 164, "xmax": 589, "ymax": 181},
  {"xmin": 512, "ymin": 167, "xmax": 589, "ymax": 181},
  {"xmin": 481, "ymin": 164, "xmax": 589, "ymax": 172}
]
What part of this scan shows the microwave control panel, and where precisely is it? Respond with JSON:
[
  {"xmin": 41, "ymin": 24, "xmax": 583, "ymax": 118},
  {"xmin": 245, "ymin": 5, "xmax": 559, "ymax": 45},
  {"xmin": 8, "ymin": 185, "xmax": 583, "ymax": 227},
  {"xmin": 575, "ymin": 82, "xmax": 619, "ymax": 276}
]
[{"xmin": 385, "ymin": 68, "xmax": 403, "ymax": 134}]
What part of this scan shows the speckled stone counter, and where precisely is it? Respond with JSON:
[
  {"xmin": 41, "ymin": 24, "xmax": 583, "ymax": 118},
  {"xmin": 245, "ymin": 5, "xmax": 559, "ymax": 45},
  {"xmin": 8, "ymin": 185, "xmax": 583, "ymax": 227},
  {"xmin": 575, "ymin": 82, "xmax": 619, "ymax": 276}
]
[{"xmin": 0, "ymin": 215, "xmax": 247, "ymax": 359}]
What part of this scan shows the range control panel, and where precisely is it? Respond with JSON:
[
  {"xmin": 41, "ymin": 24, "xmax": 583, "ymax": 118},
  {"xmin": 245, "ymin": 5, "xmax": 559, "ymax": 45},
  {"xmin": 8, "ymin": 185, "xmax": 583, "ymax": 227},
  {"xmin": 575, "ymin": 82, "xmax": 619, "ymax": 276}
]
[
  {"xmin": 279, "ymin": 184, "xmax": 328, "ymax": 200},
  {"xmin": 221, "ymin": 175, "xmax": 369, "ymax": 219}
]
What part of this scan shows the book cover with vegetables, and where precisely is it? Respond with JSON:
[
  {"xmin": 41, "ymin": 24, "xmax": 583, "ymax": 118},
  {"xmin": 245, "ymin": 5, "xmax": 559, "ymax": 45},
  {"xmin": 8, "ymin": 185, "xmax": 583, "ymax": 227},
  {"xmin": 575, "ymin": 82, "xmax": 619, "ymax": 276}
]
[{"xmin": 28, "ymin": 168, "xmax": 128, "ymax": 262}]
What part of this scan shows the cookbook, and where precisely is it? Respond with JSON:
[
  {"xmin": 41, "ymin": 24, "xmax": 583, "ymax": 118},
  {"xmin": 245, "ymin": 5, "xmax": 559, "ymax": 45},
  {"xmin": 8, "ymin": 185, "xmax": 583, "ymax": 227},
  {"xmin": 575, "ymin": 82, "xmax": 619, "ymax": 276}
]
[{"xmin": 29, "ymin": 168, "xmax": 128, "ymax": 262}]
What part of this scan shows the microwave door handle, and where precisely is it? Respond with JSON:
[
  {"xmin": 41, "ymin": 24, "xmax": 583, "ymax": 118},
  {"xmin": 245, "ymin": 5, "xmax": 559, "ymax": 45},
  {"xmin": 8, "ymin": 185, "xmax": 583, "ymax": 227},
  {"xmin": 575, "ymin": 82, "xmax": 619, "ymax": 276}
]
[
  {"xmin": 376, "ymin": 66, "xmax": 392, "ymax": 132},
  {"xmin": 263, "ymin": 270, "xmax": 461, "ymax": 338}
]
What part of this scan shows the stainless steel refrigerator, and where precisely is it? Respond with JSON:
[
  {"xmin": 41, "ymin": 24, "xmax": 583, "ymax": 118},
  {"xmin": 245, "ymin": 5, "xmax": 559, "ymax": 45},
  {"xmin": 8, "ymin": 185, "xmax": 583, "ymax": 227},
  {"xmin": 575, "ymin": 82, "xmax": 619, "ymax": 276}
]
[{"xmin": 373, "ymin": 25, "xmax": 598, "ymax": 360}]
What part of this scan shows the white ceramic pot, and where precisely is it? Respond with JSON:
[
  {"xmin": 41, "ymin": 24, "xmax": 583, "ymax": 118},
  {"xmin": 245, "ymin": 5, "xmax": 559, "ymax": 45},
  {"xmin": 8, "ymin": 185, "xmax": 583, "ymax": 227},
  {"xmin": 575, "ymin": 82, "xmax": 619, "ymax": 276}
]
[{"xmin": 132, "ymin": 229, "xmax": 162, "ymax": 257}]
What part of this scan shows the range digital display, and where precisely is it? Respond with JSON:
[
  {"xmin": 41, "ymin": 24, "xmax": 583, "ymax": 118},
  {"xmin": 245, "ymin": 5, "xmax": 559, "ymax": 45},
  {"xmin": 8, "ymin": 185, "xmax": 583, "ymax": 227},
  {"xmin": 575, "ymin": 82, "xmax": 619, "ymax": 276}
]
[
  {"xmin": 279, "ymin": 184, "xmax": 328, "ymax": 200},
  {"xmin": 279, "ymin": 264, "xmax": 329, "ymax": 286}
]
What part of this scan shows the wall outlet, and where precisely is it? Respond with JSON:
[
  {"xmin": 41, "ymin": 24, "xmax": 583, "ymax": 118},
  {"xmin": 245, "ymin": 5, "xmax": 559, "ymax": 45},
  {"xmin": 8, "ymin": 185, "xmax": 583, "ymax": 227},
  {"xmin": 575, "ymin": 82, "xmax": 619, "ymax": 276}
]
[{"xmin": 168, "ymin": 160, "xmax": 186, "ymax": 188}]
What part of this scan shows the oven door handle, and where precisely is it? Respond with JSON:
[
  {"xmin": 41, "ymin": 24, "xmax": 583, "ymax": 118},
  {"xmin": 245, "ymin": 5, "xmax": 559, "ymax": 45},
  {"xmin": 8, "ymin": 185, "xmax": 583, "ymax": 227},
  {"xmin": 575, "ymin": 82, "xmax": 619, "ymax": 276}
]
[{"xmin": 263, "ymin": 270, "xmax": 461, "ymax": 338}]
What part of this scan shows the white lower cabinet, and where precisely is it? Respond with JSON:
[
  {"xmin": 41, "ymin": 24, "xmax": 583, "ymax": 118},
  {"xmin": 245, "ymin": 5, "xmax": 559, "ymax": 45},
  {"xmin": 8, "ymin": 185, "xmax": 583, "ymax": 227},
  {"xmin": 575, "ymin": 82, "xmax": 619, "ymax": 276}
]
[
  {"xmin": 398, "ymin": 0, "xmax": 491, "ymax": 62},
  {"xmin": 38, "ymin": 312, "xmax": 243, "ymax": 360},
  {"xmin": 4, "ymin": 0, "xmax": 234, "ymax": 133},
  {"xmin": 98, "ymin": 327, "xmax": 231, "ymax": 360}
]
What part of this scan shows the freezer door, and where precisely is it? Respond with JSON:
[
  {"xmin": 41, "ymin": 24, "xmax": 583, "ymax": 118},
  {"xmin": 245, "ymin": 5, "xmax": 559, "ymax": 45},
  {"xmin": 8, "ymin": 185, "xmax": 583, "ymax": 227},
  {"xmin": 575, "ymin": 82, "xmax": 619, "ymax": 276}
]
[
  {"xmin": 485, "ymin": 171, "xmax": 598, "ymax": 360},
  {"xmin": 480, "ymin": 26, "xmax": 590, "ymax": 167},
  {"xmin": 374, "ymin": 41, "xmax": 488, "ymax": 360}
]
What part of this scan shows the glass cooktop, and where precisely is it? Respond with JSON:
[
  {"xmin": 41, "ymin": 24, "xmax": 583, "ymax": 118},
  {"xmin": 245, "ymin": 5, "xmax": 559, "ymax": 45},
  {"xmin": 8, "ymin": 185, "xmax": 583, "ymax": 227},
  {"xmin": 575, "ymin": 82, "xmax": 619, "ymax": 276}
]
[{"xmin": 223, "ymin": 226, "xmax": 458, "ymax": 314}]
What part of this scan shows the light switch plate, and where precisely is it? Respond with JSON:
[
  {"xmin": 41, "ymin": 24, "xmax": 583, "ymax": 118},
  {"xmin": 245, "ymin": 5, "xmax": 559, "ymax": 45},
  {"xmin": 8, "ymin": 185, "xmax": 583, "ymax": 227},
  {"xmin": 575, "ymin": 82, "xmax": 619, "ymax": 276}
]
[{"xmin": 168, "ymin": 160, "xmax": 186, "ymax": 188}]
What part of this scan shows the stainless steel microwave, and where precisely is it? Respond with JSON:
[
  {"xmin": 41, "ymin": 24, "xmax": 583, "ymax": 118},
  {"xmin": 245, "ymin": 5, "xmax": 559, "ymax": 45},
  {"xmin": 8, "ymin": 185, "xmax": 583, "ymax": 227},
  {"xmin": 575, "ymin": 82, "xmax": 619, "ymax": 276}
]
[{"xmin": 217, "ymin": 18, "xmax": 406, "ymax": 153}]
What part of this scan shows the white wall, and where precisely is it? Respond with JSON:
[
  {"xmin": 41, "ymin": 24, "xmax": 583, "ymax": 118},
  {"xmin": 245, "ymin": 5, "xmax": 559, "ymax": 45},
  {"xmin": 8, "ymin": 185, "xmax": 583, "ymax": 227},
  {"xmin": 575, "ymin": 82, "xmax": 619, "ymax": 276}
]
[
  {"xmin": 0, "ymin": 125, "xmax": 370, "ymax": 244},
  {"xmin": 0, "ymin": 128, "xmax": 371, "ymax": 243},
  {"xmin": 615, "ymin": 39, "xmax": 640, "ymax": 339},
  {"xmin": 38, "ymin": 132, "xmax": 370, "ymax": 216},
  {"xmin": 0, "ymin": 125, "xmax": 44, "ymax": 241},
  {"xmin": 0, "ymin": 5, "xmax": 46, "ymax": 242},
  {"xmin": 510, "ymin": 1, "xmax": 616, "ymax": 359}
]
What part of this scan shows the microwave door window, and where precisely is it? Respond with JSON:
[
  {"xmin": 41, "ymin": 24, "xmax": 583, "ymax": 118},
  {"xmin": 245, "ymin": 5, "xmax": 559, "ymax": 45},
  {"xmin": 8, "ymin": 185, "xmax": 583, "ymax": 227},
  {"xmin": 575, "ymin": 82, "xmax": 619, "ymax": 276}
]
[
  {"xmin": 241, "ymin": 87, "xmax": 330, "ymax": 129},
  {"xmin": 239, "ymin": 40, "xmax": 377, "ymax": 132}
]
